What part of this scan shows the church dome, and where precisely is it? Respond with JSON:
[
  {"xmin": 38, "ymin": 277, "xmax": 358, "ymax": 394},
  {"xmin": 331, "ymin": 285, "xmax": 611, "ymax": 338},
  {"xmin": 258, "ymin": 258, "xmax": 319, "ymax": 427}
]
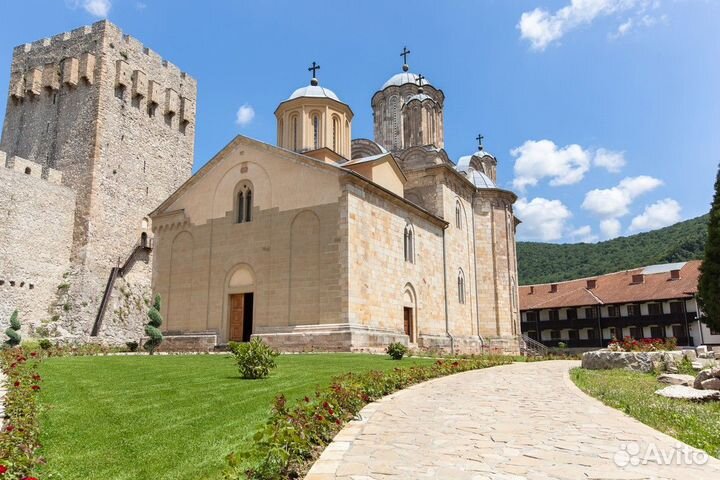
[
  {"xmin": 288, "ymin": 84, "xmax": 340, "ymax": 102},
  {"xmin": 457, "ymin": 167, "xmax": 496, "ymax": 189},
  {"xmin": 405, "ymin": 93, "xmax": 434, "ymax": 104},
  {"xmin": 382, "ymin": 71, "xmax": 430, "ymax": 90}
]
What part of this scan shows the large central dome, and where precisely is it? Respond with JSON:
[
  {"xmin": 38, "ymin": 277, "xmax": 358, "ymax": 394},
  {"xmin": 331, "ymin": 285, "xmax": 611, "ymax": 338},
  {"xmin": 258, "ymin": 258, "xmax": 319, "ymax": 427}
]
[{"xmin": 288, "ymin": 84, "xmax": 340, "ymax": 101}]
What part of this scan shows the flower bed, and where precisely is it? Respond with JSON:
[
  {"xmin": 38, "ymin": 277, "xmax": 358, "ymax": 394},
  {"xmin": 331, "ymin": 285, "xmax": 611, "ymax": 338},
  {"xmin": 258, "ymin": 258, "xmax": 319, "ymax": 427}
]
[
  {"xmin": 608, "ymin": 336, "xmax": 678, "ymax": 352},
  {"xmin": 0, "ymin": 348, "xmax": 43, "ymax": 480},
  {"xmin": 224, "ymin": 355, "xmax": 514, "ymax": 480}
]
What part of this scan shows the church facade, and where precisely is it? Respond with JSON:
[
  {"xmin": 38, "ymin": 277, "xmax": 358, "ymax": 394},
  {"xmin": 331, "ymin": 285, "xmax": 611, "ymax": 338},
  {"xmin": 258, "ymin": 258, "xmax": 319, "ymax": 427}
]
[{"xmin": 151, "ymin": 61, "xmax": 522, "ymax": 353}]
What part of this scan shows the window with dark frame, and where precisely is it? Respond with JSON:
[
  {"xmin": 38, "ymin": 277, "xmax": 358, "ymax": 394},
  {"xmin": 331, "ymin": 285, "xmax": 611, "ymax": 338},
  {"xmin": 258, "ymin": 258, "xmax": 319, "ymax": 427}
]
[
  {"xmin": 566, "ymin": 308, "xmax": 577, "ymax": 320},
  {"xmin": 607, "ymin": 305, "xmax": 619, "ymax": 317},
  {"xmin": 237, "ymin": 185, "xmax": 253, "ymax": 224},
  {"xmin": 550, "ymin": 330, "xmax": 561, "ymax": 340},
  {"xmin": 585, "ymin": 307, "xmax": 597, "ymax": 319},
  {"xmin": 669, "ymin": 302, "xmax": 684, "ymax": 314},
  {"xmin": 549, "ymin": 310, "xmax": 560, "ymax": 322},
  {"xmin": 627, "ymin": 304, "xmax": 642, "ymax": 317},
  {"xmin": 648, "ymin": 303, "xmax": 663, "ymax": 316}
]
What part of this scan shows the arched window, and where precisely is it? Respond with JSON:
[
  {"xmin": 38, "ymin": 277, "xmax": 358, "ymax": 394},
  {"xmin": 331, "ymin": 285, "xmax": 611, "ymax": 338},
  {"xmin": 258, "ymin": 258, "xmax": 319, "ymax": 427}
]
[
  {"xmin": 332, "ymin": 116, "xmax": 339, "ymax": 152},
  {"xmin": 291, "ymin": 115, "xmax": 298, "ymax": 151},
  {"xmin": 404, "ymin": 224, "xmax": 415, "ymax": 264},
  {"xmin": 278, "ymin": 119, "xmax": 284, "ymax": 146},
  {"xmin": 312, "ymin": 114, "xmax": 320, "ymax": 149},
  {"xmin": 236, "ymin": 184, "xmax": 253, "ymax": 223},
  {"xmin": 458, "ymin": 269, "xmax": 466, "ymax": 304},
  {"xmin": 455, "ymin": 200, "xmax": 462, "ymax": 229}
]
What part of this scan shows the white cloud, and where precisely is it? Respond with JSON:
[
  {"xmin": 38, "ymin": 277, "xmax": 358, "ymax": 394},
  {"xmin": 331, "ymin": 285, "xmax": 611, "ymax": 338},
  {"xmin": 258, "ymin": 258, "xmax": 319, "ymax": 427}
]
[
  {"xmin": 84, "ymin": 0, "xmax": 111, "ymax": 17},
  {"xmin": 511, "ymin": 140, "xmax": 591, "ymax": 191},
  {"xmin": 515, "ymin": 197, "xmax": 573, "ymax": 242},
  {"xmin": 511, "ymin": 140, "xmax": 625, "ymax": 191},
  {"xmin": 582, "ymin": 175, "xmax": 662, "ymax": 218},
  {"xmin": 570, "ymin": 225, "xmax": 599, "ymax": 243},
  {"xmin": 518, "ymin": 0, "xmax": 660, "ymax": 51},
  {"xmin": 235, "ymin": 104, "xmax": 255, "ymax": 127},
  {"xmin": 629, "ymin": 198, "xmax": 681, "ymax": 232},
  {"xmin": 593, "ymin": 148, "xmax": 626, "ymax": 172},
  {"xmin": 600, "ymin": 218, "xmax": 622, "ymax": 238},
  {"xmin": 610, "ymin": 19, "xmax": 634, "ymax": 39}
]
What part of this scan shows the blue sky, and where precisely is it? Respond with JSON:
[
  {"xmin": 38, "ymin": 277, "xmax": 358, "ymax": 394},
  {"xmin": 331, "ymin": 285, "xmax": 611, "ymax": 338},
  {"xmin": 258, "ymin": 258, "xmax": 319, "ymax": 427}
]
[{"xmin": 1, "ymin": 0, "xmax": 718, "ymax": 243}]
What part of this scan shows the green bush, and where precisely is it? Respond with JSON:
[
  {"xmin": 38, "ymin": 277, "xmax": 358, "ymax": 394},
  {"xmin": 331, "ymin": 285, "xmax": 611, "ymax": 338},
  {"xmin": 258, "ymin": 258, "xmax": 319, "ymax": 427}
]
[
  {"xmin": 126, "ymin": 341, "xmax": 139, "ymax": 352},
  {"xmin": 4, "ymin": 310, "xmax": 21, "ymax": 348},
  {"xmin": 143, "ymin": 294, "xmax": 164, "ymax": 355},
  {"xmin": 229, "ymin": 338, "xmax": 279, "ymax": 379},
  {"xmin": 226, "ymin": 355, "xmax": 514, "ymax": 479},
  {"xmin": 386, "ymin": 342, "xmax": 407, "ymax": 360},
  {"xmin": 38, "ymin": 339, "xmax": 53, "ymax": 350}
]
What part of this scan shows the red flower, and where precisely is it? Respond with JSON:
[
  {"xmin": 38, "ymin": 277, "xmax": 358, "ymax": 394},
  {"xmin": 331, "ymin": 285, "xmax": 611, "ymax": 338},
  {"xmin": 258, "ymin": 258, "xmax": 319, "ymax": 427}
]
[
  {"xmin": 322, "ymin": 401, "xmax": 330, "ymax": 410},
  {"xmin": 5, "ymin": 426, "xmax": 14, "ymax": 433},
  {"xmin": 13, "ymin": 381, "xmax": 20, "ymax": 387},
  {"xmin": 22, "ymin": 477, "xmax": 39, "ymax": 480},
  {"xmin": 304, "ymin": 396, "xmax": 310, "ymax": 403},
  {"xmin": 9, "ymin": 363, "xmax": 16, "ymax": 369},
  {"xmin": 328, "ymin": 408, "xmax": 334, "ymax": 415},
  {"xmin": 32, "ymin": 385, "xmax": 40, "ymax": 391},
  {"xmin": 336, "ymin": 419, "xmax": 342, "ymax": 425},
  {"xmin": 30, "ymin": 352, "xmax": 37, "ymax": 357},
  {"xmin": 32, "ymin": 374, "xmax": 41, "ymax": 382},
  {"xmin": 315, "ymin": 415, "xmax": 324, "ymax": 421},
  {"xmin": 0, "ymin": 464, "xmax": 7, "ymax": 473}
]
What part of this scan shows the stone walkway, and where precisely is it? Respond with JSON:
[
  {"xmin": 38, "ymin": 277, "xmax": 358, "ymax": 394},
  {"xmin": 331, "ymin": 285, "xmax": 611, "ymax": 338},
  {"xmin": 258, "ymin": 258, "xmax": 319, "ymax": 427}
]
[{"xmin": 306, "ymin": 360, "xmax": 720, "ymax": 480}]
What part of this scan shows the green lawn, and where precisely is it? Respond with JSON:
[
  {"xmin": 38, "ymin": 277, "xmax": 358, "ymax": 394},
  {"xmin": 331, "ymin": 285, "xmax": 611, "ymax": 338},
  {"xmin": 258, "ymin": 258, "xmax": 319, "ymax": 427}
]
[
  {"xmin": 571, "ymin": 368, "xmax": 720, "ymax": 459},
  {"xmin": 37, "ymin": 353, "xmax": 434, "ymax": 480}
]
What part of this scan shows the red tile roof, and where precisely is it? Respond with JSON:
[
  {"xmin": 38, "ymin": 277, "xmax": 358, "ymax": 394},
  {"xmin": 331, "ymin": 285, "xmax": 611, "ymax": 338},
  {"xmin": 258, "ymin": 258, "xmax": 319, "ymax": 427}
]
[{"xmin": 519, "ymin": 260, "xmax": 701, "ymax": 311}]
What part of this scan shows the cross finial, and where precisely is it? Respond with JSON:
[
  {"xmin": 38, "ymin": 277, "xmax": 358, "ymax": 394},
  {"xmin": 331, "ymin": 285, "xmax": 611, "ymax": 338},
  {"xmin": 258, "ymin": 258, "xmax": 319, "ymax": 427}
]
[
  {"xmin": 476, "ymin": 133, "xmax": 484, "ymax": 151},
  {"xmin": 416, "ymin": 73, "xmax": 425, "ymax": 93},
  {"xmin": 400, "ymin": 46, "xmax": 411, "ymax": 71},
  {"xmin": 308, "ymin": 61, "xmax": 320, "ymax": 85}
]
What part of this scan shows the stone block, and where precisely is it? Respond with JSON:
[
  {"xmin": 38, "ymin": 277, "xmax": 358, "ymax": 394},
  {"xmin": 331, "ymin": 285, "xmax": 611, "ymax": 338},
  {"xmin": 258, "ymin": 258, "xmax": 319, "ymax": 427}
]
[
  {"xmin": 165, "ymin": 88, "xmax": 179, "ymax": 115},
  {"xmin": 655, "ymin": 385, "xmax": 720, "ymax": 401},
  {"xmin": 700, "ymin": 378, "xmax": 720, "ymax": 391},
  {"xmin": 148, "ymin": 80, "xmax": 161, "ymax": 105},
  {"xmin": 0, "ymin": 151, "xmax": 6, "ymax": 167},
  {"xmin": 657, "ymin": 374, "xmax": 695, "ymax": 386},
  {"xmin": 11, "ymin": 156, "xmax": 41, "ymax": 178},
  {"xmin": 79, "ymin": 52, "xmax": 95, "ymax": 84},
  {"xmin": 10, "ymin": 71, "xmax": 24, "ymax": 98},
  {"xmin": 62, "ymin": 57, "xmax": 79, "ymax": 86},
  {"xmin": 25, "ymin": 68, "xmax": 42, "ymax": 95},
  {"xmin": 181, "ymin": 96, "xmax": 195, "ymax": 124},
  {"xmin": 682, "ymin": 349, "xmax": 697, "ymax": 361},
  {"xmin": 115, "ymin": 60, "xmax": 131, "ymax": 87},
  {"xmin": 42, "ymin": 62, "xmax": 60, "ymax": 90},
  {"xmin": 132, "ymin": 69, "xmax": 147, "ymax": 98},
  {"xmin": 46, "ymin": 168, "xmax": 63, "ymax": 185}
]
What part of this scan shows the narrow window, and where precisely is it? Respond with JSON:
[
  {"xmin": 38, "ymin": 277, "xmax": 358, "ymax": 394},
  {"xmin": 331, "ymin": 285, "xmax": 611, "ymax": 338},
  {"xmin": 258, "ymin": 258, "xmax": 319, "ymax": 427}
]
[
  {"xmin": 332, "ymin": 117, "xmax": 339, "ymax": 152},
  {"xmin": 245, "ymin": 189, "xmax": 252, "ymax": 222},
  {"xmin": 455, "ymin": 200, "xmax": 462, "ymax": 229},
  {"xmin": 313, "ymin": 114, "xmax": 320, "ymax": 149},
  {"xmin": 404, "ymin": 224, "xmax": 414, "ymax": 263},
  {"xmin": 458, "ymin": 269, "xmax": 465, "ymax": 304},
  {"xmin": 292, "ymin": 115, "xmax": 298, "ymax": 150},
  {"xmin": 279, "ymin": 119, "xmax": 284, "ymax": 146}
]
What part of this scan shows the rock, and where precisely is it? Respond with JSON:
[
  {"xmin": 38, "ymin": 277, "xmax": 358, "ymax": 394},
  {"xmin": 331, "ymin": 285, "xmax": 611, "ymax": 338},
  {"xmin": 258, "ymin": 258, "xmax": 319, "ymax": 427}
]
[
  {"xmin": 665, "ymin": 360, "xmax": 679, "ymax": 374},
  {"xmin": 701, "ymin": 378, "xmax": 720, "ymax": 390},
  {"xmin": 581, "ymin": 350, "xmax": 682, "ymax": 373},
  {"xmin": 657, "ymin": 374, "xmax": 695, "ymax": 386},
  {"xmin": 694, "ymin": 369, "xmax": 715, "ymax": 389},
  {"xmin": 682, "ymin": 349, "xmax": 698, "ymax": 361},
  {"xmin": 655, "ymin": 385, "xmax": 720, "ymax": 401},
  {"xmin": 697, "ymin": 346, "xmax": 709, "ymax": 357}
]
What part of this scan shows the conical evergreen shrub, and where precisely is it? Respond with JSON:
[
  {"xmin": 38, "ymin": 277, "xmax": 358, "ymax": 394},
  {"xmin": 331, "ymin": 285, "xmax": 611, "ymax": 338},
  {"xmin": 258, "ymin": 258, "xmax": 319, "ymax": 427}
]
[
  {"xmin": 4, "ymin": 310, "xmax": 21, "ymax": 347},
  {"xmin": 699, "ymin": 164, "xmax": 720, "ymax": 331},
  {"xmin": 144, "ymin": 295, "xmax": 164, "ymax": 355}
]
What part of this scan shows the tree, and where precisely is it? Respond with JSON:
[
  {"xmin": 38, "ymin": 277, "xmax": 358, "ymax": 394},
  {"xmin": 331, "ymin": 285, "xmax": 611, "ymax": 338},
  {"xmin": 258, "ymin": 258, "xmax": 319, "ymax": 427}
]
[
  {"xmin": 4, "ymin": 310, "xmax": 21, "ymax": 347},
  {"xmin": 698, "ymin": 164, "xmax": 720, "ymax": 332},
  {"xmin": 144, "ymin": 295, "xmax": 164, "ymax": 355}
]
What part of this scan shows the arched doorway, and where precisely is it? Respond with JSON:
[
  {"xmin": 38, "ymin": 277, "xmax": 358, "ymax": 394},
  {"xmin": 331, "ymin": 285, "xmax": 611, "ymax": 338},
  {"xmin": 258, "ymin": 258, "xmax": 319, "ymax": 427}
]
[
  {"xmin": 226, "ymin": 265, "xmax": 255, "ymax": 342},
  {"xmin": 403, "ymin": 284, "xmax": 417, "ymax": 343}
]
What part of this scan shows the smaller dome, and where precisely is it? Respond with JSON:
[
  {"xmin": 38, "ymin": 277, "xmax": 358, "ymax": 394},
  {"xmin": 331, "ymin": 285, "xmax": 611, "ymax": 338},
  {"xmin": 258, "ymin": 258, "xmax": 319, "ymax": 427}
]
[
  {"xmin": 288, "ymin": 85, "xmax": 340, "ymax": 101},
  {"xmin": 462, "ymin": 168, "xmax": 496, "ymax": 189},
  {"xmin": 382, "ymin": 72, "xmax": 430, "ymax": 90},
  {"xmin": 405, "ymin": 93, "xmax": 434, "ymax": 104}
]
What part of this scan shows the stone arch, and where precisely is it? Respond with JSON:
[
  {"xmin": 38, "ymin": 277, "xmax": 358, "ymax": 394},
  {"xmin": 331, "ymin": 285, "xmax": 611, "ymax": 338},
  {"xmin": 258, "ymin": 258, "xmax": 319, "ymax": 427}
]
[
  {"xmin": 289, "ymin": 210, "xmax": 320, "ymax": 325},
  {"xmin": 167, "ymin": 231, "xmax": 194, "ymax": 331},
  {"xmin": 212, "ymin": 160, "xmax": 272, "ymax": 220},
  {"xmin": 223, "ymin": 263, "xmax": 256, "ymax": 343},
  {"xmin": 403, "ymin": 283, "xmax": 418, "ymax": 343},
  {"xmin": 234, "ymin": 179, "xmax": 254, "ymax": 223}
]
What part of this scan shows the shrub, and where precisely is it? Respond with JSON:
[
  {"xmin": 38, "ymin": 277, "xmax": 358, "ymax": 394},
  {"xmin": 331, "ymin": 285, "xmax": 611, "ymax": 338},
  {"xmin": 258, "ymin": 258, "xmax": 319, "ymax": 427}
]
[
  {"xmin": 126, "ymin": 341, "xmax": 139, "ymax": 352},
  {"xmin": 143, "ymin": 294, "xmax": 164, "ymax": 355},
  {"xmin": 229, "ymin": 338, "xmax": 278, "ymax": 379},
  {"xmin": 608, "ymin": 337, "xmax": 678, "ymax": 352},
  {"xmin": 4, "ymin": 310, "xmax": 21, "ymax": 348},
  {"xmin": 557, "ymin": 342, "xmax": 567, "ymax": 349},
  {"xmin": 226, "ymin": 355, "xmax": 513, "ymax": 479},
  {"xmin": 386, "ymin": 342, "xmax": 407, "ymax": 360},
  {"xmin": 0, "ymin": 348, "xmax": 43, "ymax": 479},
  {"xmin": 38, "ymin": 339, "xmax": 53, "ymax": 350}
]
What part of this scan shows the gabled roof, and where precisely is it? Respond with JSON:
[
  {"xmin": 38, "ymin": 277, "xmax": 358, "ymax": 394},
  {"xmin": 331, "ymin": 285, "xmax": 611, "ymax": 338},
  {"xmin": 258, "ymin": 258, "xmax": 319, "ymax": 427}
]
[
  {"xmin": 520, "ymin": 260, "xmax": 702, "ymax": 310},
  {"xmin": 342, "ymin": 152, "xmax": 408, "ymax": 184}
]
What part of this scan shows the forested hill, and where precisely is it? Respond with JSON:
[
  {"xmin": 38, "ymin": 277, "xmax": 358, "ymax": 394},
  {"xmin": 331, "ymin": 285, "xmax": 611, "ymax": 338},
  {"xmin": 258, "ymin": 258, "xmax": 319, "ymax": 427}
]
[{"xmin": 517, "ymin": 214, "xmax": 709, "ymax": 285}]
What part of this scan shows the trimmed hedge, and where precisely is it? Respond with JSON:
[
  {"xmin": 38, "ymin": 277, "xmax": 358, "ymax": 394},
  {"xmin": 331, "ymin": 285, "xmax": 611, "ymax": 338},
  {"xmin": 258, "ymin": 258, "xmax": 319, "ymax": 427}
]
[
  {"xmin": 0, "ymin": 348, "xmax": 43, "ymax": 480},
  {"xmin": 225, "ymin": 355, "xmax": 514, "ymax": 479}
]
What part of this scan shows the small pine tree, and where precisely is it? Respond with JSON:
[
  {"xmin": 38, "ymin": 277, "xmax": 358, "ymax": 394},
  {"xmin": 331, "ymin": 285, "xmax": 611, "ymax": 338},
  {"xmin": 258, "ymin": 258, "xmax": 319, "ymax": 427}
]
[
  {"xmin": 4, "ymin": 310, "xmax": 21, "ymax": 347},
  {"xmin": 143, "ymin": 294, "xmax": 164, "ymax": 355},
  {"xmin": 699, "ymin": 164, "xmax": 720, "ymax": 332}
]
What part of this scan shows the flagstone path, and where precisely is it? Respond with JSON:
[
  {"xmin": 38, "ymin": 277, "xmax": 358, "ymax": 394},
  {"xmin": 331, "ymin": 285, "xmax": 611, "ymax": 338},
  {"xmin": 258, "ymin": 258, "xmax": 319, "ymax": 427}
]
[{"xmin": 306, "ymin": 360, "xmax": 720, "ymax": 480}]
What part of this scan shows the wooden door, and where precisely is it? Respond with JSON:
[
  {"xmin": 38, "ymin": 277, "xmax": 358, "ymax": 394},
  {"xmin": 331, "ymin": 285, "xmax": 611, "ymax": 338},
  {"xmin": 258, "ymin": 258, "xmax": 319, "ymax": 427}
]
[
  {"xmin": 229, "ymin": 294, "xmax": 245, "ymax": 342},
  {"xmin": 403, "ymin": 307, "xmax": 413, "ymax": 340}
]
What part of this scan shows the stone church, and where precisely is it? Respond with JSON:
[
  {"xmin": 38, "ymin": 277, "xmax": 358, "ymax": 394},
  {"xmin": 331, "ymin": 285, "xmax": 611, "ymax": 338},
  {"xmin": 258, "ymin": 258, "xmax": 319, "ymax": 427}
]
[{"xmin": 0, "ymin": 21, "xmax": 521, "ymax": 353}]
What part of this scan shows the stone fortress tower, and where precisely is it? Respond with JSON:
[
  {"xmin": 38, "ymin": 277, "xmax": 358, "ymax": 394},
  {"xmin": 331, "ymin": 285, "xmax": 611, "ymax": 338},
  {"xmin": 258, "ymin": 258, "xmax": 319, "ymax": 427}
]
[{"xmin": 0, "ymin": 21, "xmax": 196, "ymax": 341}]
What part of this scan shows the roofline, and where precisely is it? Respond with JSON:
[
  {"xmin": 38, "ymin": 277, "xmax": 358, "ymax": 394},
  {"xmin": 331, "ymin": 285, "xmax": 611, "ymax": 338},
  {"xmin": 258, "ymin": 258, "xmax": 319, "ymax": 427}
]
[{"xmin": 419, "ymin": 163, "xmax": 518, "ymax": 202}]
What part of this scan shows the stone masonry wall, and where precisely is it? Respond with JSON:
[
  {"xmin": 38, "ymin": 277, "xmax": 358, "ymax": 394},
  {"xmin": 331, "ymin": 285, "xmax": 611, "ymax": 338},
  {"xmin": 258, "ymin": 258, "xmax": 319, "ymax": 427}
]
[{"xmin": 0, "ymin": 152, "xmax": 75, "ymax": 337}]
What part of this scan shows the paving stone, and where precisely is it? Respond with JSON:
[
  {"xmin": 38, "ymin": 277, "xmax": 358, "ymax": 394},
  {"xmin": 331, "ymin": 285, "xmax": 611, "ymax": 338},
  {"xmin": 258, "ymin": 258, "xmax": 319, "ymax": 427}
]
[{"xmin": 306, "ymin": 361, "xmax": 720, "ymax": 479}]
